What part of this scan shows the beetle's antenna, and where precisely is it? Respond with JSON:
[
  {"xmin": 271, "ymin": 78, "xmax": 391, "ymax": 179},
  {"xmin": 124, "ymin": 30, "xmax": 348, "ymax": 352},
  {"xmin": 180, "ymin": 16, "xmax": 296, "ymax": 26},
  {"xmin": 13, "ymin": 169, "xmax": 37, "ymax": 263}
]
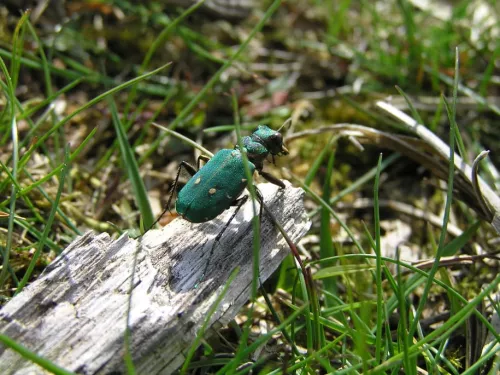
[{"xmin": 277, "ymin": 117, "xmax": 292, "ymax": 132}]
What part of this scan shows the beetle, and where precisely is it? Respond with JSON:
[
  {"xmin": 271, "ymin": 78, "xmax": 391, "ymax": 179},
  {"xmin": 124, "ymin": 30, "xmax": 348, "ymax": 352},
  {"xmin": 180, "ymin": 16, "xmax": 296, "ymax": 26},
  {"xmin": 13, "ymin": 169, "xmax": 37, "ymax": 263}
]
[
  {"xmin": 173, "ymin": 125, "xmax": 288, "ymax": 223},
  {"xmin": 154, "ymin": 124, "xmax": 290, "ymax": 279}
]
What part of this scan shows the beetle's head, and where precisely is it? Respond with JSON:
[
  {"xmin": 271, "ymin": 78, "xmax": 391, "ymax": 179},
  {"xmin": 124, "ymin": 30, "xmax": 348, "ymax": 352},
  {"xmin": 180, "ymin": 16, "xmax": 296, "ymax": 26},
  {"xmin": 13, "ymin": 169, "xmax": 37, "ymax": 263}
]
[{"xmin": 253, "ymin": 125, "xmax": 289, "ymax": 156}]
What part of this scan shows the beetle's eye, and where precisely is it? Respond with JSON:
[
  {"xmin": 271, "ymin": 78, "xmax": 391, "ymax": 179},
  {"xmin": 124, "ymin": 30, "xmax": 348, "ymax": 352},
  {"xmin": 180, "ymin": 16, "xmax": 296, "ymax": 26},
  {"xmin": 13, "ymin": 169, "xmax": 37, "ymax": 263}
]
[{"xmin": 271, "ymin": 133, "xmax": 281, "ymax": 141}]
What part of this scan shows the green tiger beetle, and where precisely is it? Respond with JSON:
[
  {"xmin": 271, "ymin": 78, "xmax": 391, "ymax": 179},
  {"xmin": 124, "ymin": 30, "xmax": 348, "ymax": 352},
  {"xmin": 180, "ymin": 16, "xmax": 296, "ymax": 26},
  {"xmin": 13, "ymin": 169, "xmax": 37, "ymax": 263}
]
[{"xmin": 154, "ymin": 122, "xmax": 290, "ymax": 279}]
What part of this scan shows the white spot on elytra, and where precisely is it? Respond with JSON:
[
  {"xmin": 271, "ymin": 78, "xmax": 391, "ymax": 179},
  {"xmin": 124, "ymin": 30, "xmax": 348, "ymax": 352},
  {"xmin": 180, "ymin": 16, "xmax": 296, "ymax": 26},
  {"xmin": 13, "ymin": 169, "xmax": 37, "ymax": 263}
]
[
  {"xmin": 209, "ymin": 188, "xmax": 217, "ymax": 195},
  {"xmin": 194, "ymin": 177, "xmax": 201, "ymax": 184},
  {"xmin": 241, "ymin": 179, "xmax": 247, "ymax": 183}
]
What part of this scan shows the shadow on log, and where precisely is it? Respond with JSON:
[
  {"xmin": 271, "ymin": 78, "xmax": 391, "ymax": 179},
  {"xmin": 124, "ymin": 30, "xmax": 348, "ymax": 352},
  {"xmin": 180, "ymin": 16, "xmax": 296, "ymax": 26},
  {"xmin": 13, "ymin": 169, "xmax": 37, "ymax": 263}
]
[{"xmin": 0, "ymin": 182, "xmax": 311, "ymax": 374}]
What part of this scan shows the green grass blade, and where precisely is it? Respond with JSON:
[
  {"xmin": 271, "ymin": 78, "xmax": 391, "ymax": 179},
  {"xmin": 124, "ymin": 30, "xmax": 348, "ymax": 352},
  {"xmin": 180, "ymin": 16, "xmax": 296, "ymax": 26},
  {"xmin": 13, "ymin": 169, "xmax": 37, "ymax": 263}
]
[
  {"xmin": 227, "ymin": 93, "xmax": 261, "ymax": 375},
  {"xmin": 0, "ymin": 334, "xmax": 75, "ymax": 375},
  {"xmin": 320, "ymin": 149, "xmax": 337, "ymax": 308},
  {"xmin": 304, "ymin": 135, "xmax": 337, "ymax": 187},
  {"xmin": 314, "ymin": 264, "xmax": 376, "ymax": 279},
  {"xmin": 10, "ymin": 12, "xmax": 30, "ymax": 90},
  {"xmin": 441, "ymin": 221, "xmax": 480, "ymax": 257},
  {"xmin": 26, "ymin": 19, "xmax": 53, "ymax": 97},
  {"xmin": 0, "ymin": 55, "xmax": 19, "ymax": 290},
  {"xmin": 395, "ymin": 85, "xmax": 424, "ymax": 125},
  {"xmin": 373, "ymin": 153, "xmax": 384, "ymax": 365},
  {"xmin": 109, "ymin": 98, "xmax": 154, "ymax": 230},
  {"xmin": 396, "ymin": 249, "xmax": 415, "ymax": 374},
  {"xmin": 232, "ymin": 94, "xmax": 259, "ymax": 300}
]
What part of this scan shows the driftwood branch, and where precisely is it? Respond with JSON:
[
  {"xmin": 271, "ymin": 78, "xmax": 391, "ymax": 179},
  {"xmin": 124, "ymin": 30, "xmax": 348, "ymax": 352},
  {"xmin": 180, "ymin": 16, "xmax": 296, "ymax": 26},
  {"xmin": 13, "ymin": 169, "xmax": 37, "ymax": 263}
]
[{"xmin": 0, "ymin": 182, "xmax": 310, "ymax": 374}]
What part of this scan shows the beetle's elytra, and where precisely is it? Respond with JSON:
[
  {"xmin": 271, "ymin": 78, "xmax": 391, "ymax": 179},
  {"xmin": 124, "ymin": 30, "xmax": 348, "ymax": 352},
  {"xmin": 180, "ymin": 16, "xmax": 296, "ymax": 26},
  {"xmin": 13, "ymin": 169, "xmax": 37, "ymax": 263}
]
[{"xmin": 175, "ymin": 125, "xmax": 289, "ymax": 223}]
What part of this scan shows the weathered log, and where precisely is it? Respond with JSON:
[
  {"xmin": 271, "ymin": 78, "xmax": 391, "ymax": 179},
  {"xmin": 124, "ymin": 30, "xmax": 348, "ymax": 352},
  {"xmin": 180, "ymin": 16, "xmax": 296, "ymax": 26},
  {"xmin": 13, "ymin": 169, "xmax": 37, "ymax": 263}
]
[{"xmin": 0, "ymin": 182, "xmax": 310, "ymax": 374}]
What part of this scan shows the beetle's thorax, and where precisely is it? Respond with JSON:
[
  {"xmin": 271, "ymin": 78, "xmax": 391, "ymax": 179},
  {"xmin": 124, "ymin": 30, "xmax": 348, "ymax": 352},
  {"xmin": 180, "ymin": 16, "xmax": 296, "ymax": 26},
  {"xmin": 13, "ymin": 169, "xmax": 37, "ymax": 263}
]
[
  {"xmin": 239, "ymin": 135, "xmax": 268, "ymax": 170},
  {"xmin": 235, "ymin": 125, "xmax": 288, "ymax": 170}
]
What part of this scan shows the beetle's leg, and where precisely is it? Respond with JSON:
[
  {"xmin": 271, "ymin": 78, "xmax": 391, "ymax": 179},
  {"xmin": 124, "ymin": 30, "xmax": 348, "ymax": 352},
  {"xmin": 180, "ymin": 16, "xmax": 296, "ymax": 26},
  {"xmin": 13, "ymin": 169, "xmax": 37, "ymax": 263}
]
[
  {"xmin": 165, "ymin": 161, "xmax": 197, "ymax": 211},
  {"xmin": 200, "ymin": 195, "xmax": 249, "ymax": 281},
  {"xmin": 179, "ymin": 160, "xmax": 198, "ymax": 177},
  {"xmin": 197, "ymin": 155, "xmax": 211, "ymax": 170},
  {"xmin": 145, "ymin": 161, "xmax": 197, "ymax": 234},
  {"xmin": 255, "ymin": 186, "xmax": 265, "ymax": 218},
  {"xmin": 259, "ymin": 170, "xmax": 286, "ymax": 189}
]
